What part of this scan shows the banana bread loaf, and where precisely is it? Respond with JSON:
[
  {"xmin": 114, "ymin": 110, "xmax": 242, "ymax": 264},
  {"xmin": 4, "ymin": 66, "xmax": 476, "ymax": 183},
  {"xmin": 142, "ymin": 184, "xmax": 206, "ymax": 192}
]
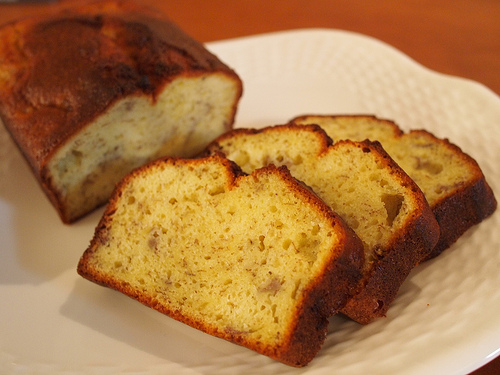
[
  {"xmin": 292, "ymin": 115, "xmax": 497, "ymax": 259},
  {"xmin": 77, "ymin": 154, "xmax": 364, "ymax": 367},
  {"xmin": 206, "ymin": 124, "xmax": 439, "ymax": 324},
  {"xmin": 0, "ymin": 1, "xmax": 242, "ymax": 223}
]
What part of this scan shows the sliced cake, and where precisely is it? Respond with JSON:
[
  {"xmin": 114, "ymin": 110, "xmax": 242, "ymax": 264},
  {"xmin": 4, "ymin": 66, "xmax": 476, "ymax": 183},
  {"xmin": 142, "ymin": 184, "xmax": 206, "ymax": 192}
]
[{"xmin": 206, "ymin": 124, "xmax": 440, "ymax": 324}]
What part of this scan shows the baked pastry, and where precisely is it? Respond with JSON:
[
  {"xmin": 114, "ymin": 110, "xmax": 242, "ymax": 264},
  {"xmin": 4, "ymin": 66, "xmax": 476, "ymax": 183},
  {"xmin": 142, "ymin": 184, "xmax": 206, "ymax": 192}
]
[
  {"xmin": 206, "ymin": 124, "xmax": 439, "ymax": 324},
  {"xmin": 77, "ymin": 154, "xmax": 364, "ymax": 367},
  {"xmin": 0, "ymin": 0, "xmax": 242, "ymax": 223},
  {"xmin": 292, "ymin": 115, "xmax": 497, "ymax": 259}
]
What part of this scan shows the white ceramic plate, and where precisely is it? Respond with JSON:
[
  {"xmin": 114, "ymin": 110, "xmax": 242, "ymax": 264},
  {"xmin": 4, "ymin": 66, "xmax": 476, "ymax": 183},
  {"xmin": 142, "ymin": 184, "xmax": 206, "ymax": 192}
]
[{"xmin": 1, "ymin": 29, "xmax": 499, "ymax": 375}]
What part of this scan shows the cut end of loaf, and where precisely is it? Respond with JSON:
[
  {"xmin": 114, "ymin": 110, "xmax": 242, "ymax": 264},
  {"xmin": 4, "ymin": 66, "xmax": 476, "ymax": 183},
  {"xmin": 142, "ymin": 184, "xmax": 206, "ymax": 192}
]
[
  {"xmin": 45, "ymin": 73, "xmax": 241, "ymax": 223},
  {"xmin": 0, "ymin": 2, "xmax": 243, "ymax": 223}
]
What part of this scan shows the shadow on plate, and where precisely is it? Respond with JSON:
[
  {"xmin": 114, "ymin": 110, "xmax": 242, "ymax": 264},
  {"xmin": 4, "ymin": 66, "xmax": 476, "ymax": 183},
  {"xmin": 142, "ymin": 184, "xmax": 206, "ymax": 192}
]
[
  {"xmin": 59, "ymin": 269, "xmax": 423, "ymax": 373},
  {"xmin": 60, "ymin": 277, "xmax": 297, "ymax": 374}
]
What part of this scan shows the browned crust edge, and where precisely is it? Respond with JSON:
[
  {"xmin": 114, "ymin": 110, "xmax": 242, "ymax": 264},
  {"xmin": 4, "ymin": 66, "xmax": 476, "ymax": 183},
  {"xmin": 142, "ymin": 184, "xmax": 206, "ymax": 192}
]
[
  {"xmin": 333, "ymin": 139, "xmax": 440, "ymax": 324},
  {"xmin": 204, "ymin": 122, "xmax": 333, "ymax": 156},
  {"xmin": 339, "ymin": 201, "xmax": 440, "ymax": 324},
  {"xmin": 429, "ymin": 170, "xmax": 497, "ymax": 258},
  {"xmin": 77, "ymin": 153, "xmax": 365, "ymax": 367},
  {"xmin": 408, "ymin": 129, "xmax": 497, "ymax": 259}
]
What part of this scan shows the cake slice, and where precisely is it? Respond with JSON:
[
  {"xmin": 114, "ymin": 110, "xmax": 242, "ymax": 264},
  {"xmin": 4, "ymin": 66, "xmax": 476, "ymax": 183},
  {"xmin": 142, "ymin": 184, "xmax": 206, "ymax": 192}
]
[
  {"xmin": 77, "ymin": 154, "xmax": 364, "ymax": 367},
  {"xmin": 292, "ymin": 115, "xmax": 497, "ymax": 259},
  {"xmin": 206, "ymin": 124, "xmax": 439, "ymax": 324},
  {"xmin": 0, "ymin": 1, "xmax": 242, "ymax": 223}
]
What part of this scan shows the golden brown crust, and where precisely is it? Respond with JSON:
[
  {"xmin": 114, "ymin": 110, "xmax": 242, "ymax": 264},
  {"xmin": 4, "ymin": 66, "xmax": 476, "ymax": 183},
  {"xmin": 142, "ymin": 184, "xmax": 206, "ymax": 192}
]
[
  {"xmin": 430, "ymin": 164, "xmax": 497, "ymax": 257},
  {"xmin": 205, "ymin": 123, "xmax": 334, "ymax": 154},
  {"xmin": 77, "ymin": 154, "xmax": 365, "ymax": 367},
  {"xmin": 303, "ymin": 136, "xmax": 440, "ymax": 323}
]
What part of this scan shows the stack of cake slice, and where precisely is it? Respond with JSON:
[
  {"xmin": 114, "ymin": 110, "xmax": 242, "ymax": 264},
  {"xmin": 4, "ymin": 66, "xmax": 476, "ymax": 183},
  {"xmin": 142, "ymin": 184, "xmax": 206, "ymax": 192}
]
[
  {"xmin": 205, "ymin": 123, "xmax": 440, "ymax": 324},
  {"xmin": 78, "ymin": 115, "xmax": 496, "ymax": 366}
]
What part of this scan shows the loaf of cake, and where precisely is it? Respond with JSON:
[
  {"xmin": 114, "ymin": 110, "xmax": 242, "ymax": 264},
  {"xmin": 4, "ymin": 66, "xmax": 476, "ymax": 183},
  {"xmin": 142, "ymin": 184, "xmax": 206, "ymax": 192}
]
[
  {"xmin": 292, "ymin": 115, "xmax": 497, "ymax": 259},
  {"xmin": 0, "ymin": 0, "xmax": 242, "ymax": 223},
  {"xmin": 206, "ymin": 124, "xmax": 439, "ymax": 324},
  {"xmin": 77, "ymin": 153, "xmax": 364, "ymax": 367}
]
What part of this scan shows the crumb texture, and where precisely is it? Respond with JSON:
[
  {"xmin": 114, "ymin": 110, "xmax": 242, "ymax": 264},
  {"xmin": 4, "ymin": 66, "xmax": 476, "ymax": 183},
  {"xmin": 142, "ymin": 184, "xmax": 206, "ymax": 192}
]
[
  {"xmin": 208, "ymin": 124, "xmax": 439, "ymax": 323},
  {"xmin": 211, "ymin": 126, "xmax": 428, "ymax": 263},
  {"xmin": 293, "ymin": 115, "xmax": 471, "ymax": 205}
]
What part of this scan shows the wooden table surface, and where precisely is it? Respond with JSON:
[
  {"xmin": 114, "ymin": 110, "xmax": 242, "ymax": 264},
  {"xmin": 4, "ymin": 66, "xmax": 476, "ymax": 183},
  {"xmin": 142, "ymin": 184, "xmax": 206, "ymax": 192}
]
[{"xmin": 0, "ymin": 1, "xmax": 498, "ymax": 374}]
